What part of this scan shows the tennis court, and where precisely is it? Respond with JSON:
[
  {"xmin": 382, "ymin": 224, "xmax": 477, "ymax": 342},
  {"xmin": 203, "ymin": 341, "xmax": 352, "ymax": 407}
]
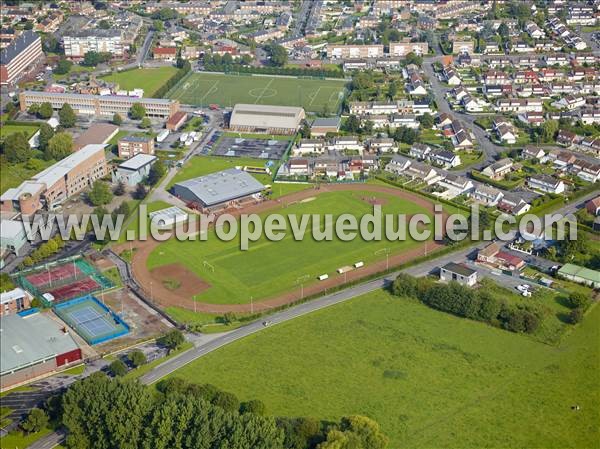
[
  {"xmin": 54, "ymin": 295, "xmax": 130, "ymax": 345},
  {"xmin": 14, "ymin": 257, "xmax": 114, "ymax": 305}
]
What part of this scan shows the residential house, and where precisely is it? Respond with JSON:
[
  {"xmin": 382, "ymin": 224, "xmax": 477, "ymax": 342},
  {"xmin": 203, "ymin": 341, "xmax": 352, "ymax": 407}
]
[
  {"xmin": 409, "ymin": 143, "xmax": 431, "ymax": 160},
  {"xmin": 440, "ymin": 262, "xmax": 477, "ymax": 287},
  {"xmin": 528, "ymin": 175, "xmax": 566, "ymax": 194},
  {"xmin": 369, "ymin": 138, "xmax": 395, "ymax": 153},
  {"xmin": 482, "ymin": 158, "xmax": 514, "ymax": 180},
  {"xmin": 586, "ymin": 196, "xmax": 600, "ymax": 216},
  {"xmin": 429, "ymin": 148, "xmax": 461, "ymax": 168},
  {"xmin": 521, "ymin": 146, "xmax": 547, "ymax": 161},
  {"xmin": 385, "ymin": 154, "xmax": 412, "ymax": 174},
  {"xmin": 470, "ymin": 184, "xmax": 504, "ymax": 206},
  {"xmin": 296, "ymin": 139, "xmax": 326, "ymax": 155}
]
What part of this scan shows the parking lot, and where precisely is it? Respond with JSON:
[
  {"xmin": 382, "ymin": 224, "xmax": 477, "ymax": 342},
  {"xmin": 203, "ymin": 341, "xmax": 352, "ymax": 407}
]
[{"xmin": 212, "ymin": 136, "xmax": 289, "ymax": 160}]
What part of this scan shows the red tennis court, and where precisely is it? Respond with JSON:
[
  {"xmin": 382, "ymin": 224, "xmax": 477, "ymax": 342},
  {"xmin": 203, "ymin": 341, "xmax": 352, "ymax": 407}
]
[
  {"xmin": 26, "ymin": 264, "xmax": 82, "ymax": 288},
  {"xmin": 47, "ymin": 278, "xmax": 100, "ymax": 301}
]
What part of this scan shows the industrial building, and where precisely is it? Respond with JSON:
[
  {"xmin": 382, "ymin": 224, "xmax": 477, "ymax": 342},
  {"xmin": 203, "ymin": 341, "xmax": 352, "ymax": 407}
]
[
  {"xmin": 0, "ymin": 144, "xmax": 108, "ymax": 214},
  {"xmin": 229, "ymin": 104, "xmax": 305, "ymax": 135},
  {"xmin": 0, "ymin": 312, "xmax": 82, "ymax": 389},
  {"xmin": 19, "ymin": 91, "xmax": 180, "ymax": 118},
  {"xmin": 172, "ymin": 168, "xmax": 265, "ymax": 211},
  {"xmin": 0, "ymin": 30, "xmax": 43, "ymax": 86},
  {"xmin": 557, "ymin": 264, "xmax": 600, "ymax": 289},
  {"xmin": 0, "ymin": 219, "xmax": 28, "ymax": 266},
  {"xmin": 112, "ymin": 154, "xmax": 157, "ymax": 186}
]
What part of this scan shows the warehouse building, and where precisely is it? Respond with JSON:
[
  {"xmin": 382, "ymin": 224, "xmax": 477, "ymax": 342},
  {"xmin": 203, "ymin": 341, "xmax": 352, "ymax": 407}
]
[
  {"xmin": 229, "ymin": 104, "xmax": 305, "ymax": 135},
  {"xmin": 172, "ymin": 168, "xmax": 264, "ymax": 211},
  {"xmin": 1, "ymin": 312, "xmax": 82, "ymax": 389},
  {"xmin": 557, "ymin": 263, "xmax": 600, "ymax": 289},
  {"xmin": 112, "ymin": 154, "xmax": 157, "ymax": 186},
  {"xmin": 0, "ymin": 30, "xmax": 43, "ymax": 86},
  {"xmin": 19, "ymin": 91, "xmax": 180, "ymax": 118}
]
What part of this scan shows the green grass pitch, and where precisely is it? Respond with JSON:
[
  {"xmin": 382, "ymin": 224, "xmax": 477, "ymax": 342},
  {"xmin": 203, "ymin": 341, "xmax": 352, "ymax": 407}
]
[
  {"xmin": 99, "ymin": 67, "xmax": 179, "ymax": 97},
  {"xmin": 166, "ymin": 72, "xmax": 348, "ymax": 112},
  {"xmin": 165, "ymin": 289, "xmax": 600, "ymax": 448},
  {"xmin": 146, "ymin": 190, "xmax": 431, "ymax": 305}
]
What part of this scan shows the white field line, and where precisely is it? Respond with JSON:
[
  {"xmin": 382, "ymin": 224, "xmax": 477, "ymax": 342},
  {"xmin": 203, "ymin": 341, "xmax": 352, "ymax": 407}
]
[
  {"xmin": 254, "ymin": 77, "xmax": 275, "ymax": 104},
  {"xmin": 308, "ymin": 86, "xmax": 322, "ymax": 107}
]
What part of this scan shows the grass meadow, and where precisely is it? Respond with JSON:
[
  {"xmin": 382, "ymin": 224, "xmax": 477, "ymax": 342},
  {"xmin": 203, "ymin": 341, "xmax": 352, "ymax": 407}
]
[
  {"xmin": 166, "ymin": 289, "xmax": 600, "ymax": 449},
  {"xmin": 99, "ymin": 67, "xmax": 178, "ymax": 97},
  {"xmin": 146, "ymin": 190, "xmax": 432, "ymax": 305},
  {"xmin": 167, "ymin": 72, "xmax": 347, "ymax": 112}
]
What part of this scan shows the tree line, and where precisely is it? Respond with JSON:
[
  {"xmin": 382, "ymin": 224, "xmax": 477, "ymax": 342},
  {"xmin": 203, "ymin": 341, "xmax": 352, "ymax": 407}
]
[
  {"xmin": 154, "ymin": 60, "xmax": 192, "ymax": 98},
  {"xmin": 32, "ymin": 372, "xmax": 388, "ymax": 449},
  {"xmin": 202, "ymin": 62, "xmax": 346, "ymax": 79},
  {"xmin": 390, "ymin": 274, "xmax": 545, "ymax": 334}
]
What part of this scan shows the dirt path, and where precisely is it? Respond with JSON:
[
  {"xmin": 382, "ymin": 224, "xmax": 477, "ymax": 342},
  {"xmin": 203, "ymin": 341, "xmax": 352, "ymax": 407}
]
[{"xmin": 114, "ymin": 184, "xmax": 445, "ymax": 314}]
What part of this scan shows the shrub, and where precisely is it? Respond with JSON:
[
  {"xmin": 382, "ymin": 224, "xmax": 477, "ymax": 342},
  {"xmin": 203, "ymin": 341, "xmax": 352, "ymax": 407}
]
[{"xmin": 109, "ymin": 359, "xmax": 127, "ymax": 377}]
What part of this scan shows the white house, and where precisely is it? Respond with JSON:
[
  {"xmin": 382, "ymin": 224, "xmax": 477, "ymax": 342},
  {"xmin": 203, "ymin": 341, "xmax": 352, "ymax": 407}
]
[{"xmin": 528, "ymin": 175, "xmax": 566, "ymax": 194}]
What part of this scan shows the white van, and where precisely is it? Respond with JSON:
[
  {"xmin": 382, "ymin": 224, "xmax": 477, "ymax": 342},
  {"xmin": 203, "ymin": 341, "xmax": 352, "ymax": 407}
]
[{"xmin": 318, "ymin": 274, "xmax": 329, "ymax": 281}]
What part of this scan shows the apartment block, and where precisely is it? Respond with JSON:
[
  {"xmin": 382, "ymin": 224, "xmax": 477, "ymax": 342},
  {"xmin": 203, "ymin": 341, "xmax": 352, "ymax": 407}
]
[
  {"xmin": 327, "ymin": 44, "xmax": 384, "ymax": 60},
  {"xmin": 0, "ymin": 30, "xmax": 43, "ymax": 86},
  {"xmin": 118, "ymin": 135, "xmax": 155, "ymax": 158},
  {"xmin": 63, "ymin": 29, "xmax": 124, "ymax": 59}
]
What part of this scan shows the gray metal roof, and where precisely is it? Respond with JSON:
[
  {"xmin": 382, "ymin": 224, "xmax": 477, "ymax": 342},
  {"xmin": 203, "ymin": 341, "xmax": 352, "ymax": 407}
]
[
  {"xmin": 230, "ymin": 104, "xmax": 305, "ymax": 130},
  {"xmin": 0, "ymin": 30, "xmax": 40, "ymax": 65},
  {"xmin": 1, "ymin": 312, "xmax": 80, "ymax": 374},
  {"xmin": 312, "ymin": 117, "xmax": 341, "ymax": 128},
  {"xmin": 174, "ymin": 168, "xmax": 264, "ymax": 207}
]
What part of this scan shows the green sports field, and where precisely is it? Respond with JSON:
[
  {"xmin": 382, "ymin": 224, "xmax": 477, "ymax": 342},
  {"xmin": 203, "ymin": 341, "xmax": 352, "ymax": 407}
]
[
  {"xmin": 166, "ymin": 72, "xmax": 348, "ymax": 112},
  {"xmin": 99, "ymin": 67, "xmax": 178, "ymax": 97},
  {"xmin": 166, "ymin": 289, "xmax": 600, "ymax": 448},
  {"xmin": 0, "ymin": 124, "xmax": 39, "ymax": 141},
  {"xmin": 147, "ymin": 190, "xmax": 431, "ymax": 305}
]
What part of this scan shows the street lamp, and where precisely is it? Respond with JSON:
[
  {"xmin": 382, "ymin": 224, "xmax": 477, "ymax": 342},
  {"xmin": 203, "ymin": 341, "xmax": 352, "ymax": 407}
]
[
  {"xmin": 375, "ymin": 248, "xmax": 391, "ymax": 270},
  {"xmin": 295, "ymin": 274, "xmax": 310, "ymax": 299}
]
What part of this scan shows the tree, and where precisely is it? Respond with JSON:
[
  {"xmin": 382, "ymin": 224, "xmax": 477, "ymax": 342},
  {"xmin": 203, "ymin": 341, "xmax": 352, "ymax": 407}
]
[
  {"xmin": 109, "ymin": 359, "xmax": 128, "ymax": 377},
  {"xmin": 567, "ymin": 292, "xmax": 590, "ymax": 310},
  {"xmin": 46, "ymin": 132, "xmax": 73, "ymax": 160},
  {"xmin": 98, "ymin": 19, "xmax": 110, "ymax": 29},
  {"xmin": 147, "ymin": 160, "xmax": 166, "ymax": 185},
  {"xmin": 58, "ymin": 103, "xmax": 76, "ymax": 128},
  {"xmin": 130, "ymin": 103, "xmax": 146, "ymax": 120},
  {"xmin": 113, "ymin": 180, "xmax": 126, "ymax": 196},
  {"xmin": 21, "ymin": 408, "xmax": 48, "ymax": 434},
  {"xmin": 344, "ymin": 115, "xmax": 361, "ymax": 134},
  {"xmin": 54, "ymin": 58, "xmax": 73, "ymax": 75},
  {"xmin": 112, "ymin": 113, "xmax": 123, "ymax": 126},
  {"xmin": 3, "ymin": 132, "xmax": 31, "ymax": 163},
  {"xmin": 153, "ymin": 19, "xmax": 164, "ymax": 31},
  {"xmin": 300, "ymin": 122, "xmax": 311, "ymax": 138},
  {"xmin": 211, "ymin": 390, "xmax": 240, "ymax": 413},
  {"xmin": 128, "ymin": 349, "xmax": 147, "ymax": 368},
  {"xmin": 405, "ymin": 51, "xmax": 423, "ymax": 67},
  {"xmin": 541, "ymin": 119, "xmax": 558, "ymax": 142},
  {"xmin": 569, "ymin": 307, "xmax": 584, "ymax": 324},
  {"xmin": 134, "ymin": 183, "xmax": 147, "ymax": 200},
  {"xmin": 240, "ymin": 399, "xmax": 266, "ymax": 416},
  {"xmin": 38, "ymin": 102, "xmax": 54, "ymax": 119},
  {"xmin": 267, "ymin": 43, "xmax": 288, "ymax": 67},
  {"xmin": 139, "ymin": 117, "xmax": 151, "ymax": 129},
  {"xmin": 28, "ymin": 103, "xmax": 40, "ymax": 116},
  {"xmin": 88, "ymin": 181, "xmax": 113, "ymax": 206},
  {"xmin": 82, "ymin": 51, "xmax": 103, "ymax": 67},
  {"xmin": 38, "ymin": 123, "xmax": 54, "ymax": 152},
  {"xmin": 319, "ymin": 415, "xmax": 388, "ymax": 449},
  {"xmin": 498, "ymin": 23, "xmax": 510, "ymax": 40},
  {"xmin": 417, "ymin": 112, "xmax": 434, "ymax": 129},
  {"xmin": 157, "ymin": 329, "xmax": 185, "ymax": 351}
]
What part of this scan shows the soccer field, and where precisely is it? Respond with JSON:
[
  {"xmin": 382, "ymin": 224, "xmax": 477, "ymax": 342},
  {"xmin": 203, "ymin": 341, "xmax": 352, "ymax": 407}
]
[
  {"xmin": 166, "ymin": 289, "xmax": 600, "ymax": 448},
  {"xmin": 146, "ymin": 190, "xmax": 431, "ymax": 305},
  {"xmin": 167, "ymin": 72, "xmax": 348, "ymax": 112}
]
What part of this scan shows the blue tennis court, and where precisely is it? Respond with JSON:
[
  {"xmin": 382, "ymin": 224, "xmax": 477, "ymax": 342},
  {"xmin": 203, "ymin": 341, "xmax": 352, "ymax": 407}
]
[{"xmin": 54, "ymin": 295, "xmax": 130, "ymax": 345}]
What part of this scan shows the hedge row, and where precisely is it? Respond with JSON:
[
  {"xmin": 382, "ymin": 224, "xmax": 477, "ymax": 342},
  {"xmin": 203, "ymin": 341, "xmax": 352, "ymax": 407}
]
[
  {"xmin": 155, "ymin": 61, "xmax": 192, "ymax": 98},
  {"xmin": 390, "ymin": 273, "xmax": 543, "ymax": 335}
]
